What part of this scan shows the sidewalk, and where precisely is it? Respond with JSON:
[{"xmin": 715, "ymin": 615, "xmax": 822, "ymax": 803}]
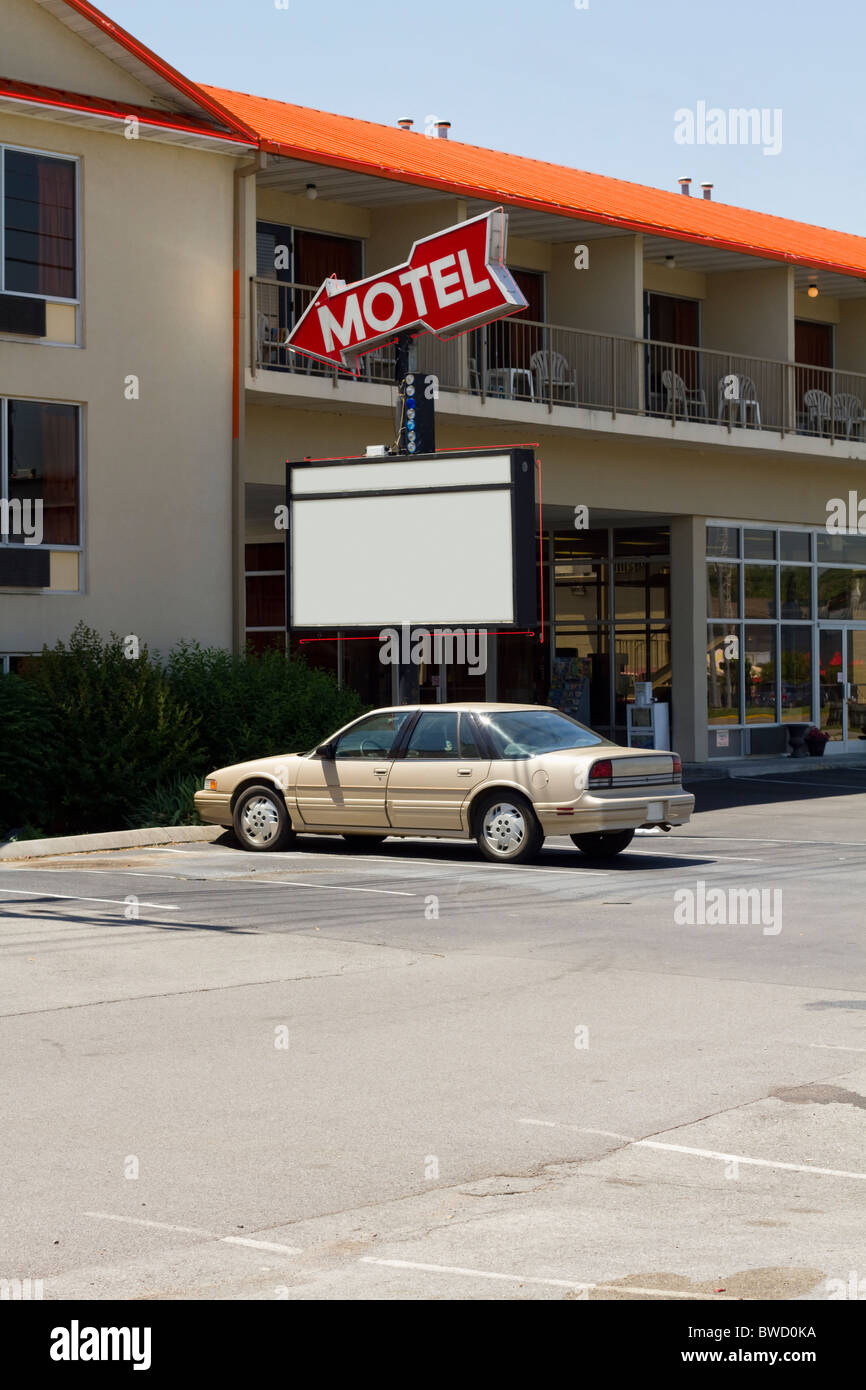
[
  {"xmin": 0, "ymin": 825, "xmax": 222, "ymax": 862},
  {"xmin": 684, "ymin": 752, "xmax": 866, "ymax": 781}
]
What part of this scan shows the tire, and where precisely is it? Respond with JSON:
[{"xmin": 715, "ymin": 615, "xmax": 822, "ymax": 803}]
[
  {"xmin": 341, "ymin": 834, "xmax": 387, "ymax": 852},
  {"xmin": 570, "ymin": 829, "xmax": 634, "ymax": 859},
  {"xmin": 473, "ymin": 791, "xmax": 543, "ymax": 865},
  {"xmin": 232, "ymin": 784, "xmax": 295, "ymax": 852}
]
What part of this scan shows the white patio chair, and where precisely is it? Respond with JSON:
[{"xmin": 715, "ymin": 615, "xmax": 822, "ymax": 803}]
[
  {"xmin": 662, "ymin": 369, "xmax": 707, "ymax": 419},
  {"xmin": 833, "ymin": 392, "xmax": 866, "ymax": 440},
  {"xmin": 804, "ymin": 388, "xmax": 833, "ymax": 435},
  {"xmin": 530, "ymin": 349, "xmax": 577, "ymax": 403},
  {"xmin": 717, "ymin": 373, "xmax": 762, "ymax": 428}
]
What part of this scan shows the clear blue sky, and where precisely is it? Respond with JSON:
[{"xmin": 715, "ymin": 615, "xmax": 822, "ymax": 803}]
[{"xmin": 105, "ymin": 0, "xmax": 864, "ymax": 234}]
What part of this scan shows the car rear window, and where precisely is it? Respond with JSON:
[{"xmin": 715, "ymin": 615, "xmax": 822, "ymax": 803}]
[{"xmin": 478, "ymin": 710, "xmax": 605, "ymax": 759}]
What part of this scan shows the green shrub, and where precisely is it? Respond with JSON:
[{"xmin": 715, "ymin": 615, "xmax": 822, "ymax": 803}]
[
  {"xmin": 167, "ymin": 642, "xmax": 363, "ymax": 772},
  {"xmin": 0, "ymin": 674, "xmax": 57, "ymax": 834},
  {"xmin": 125, "ymin": 772, "xmax": 204, "ymax": 830},
  {"xmin": 4, "ymin": 626, "xmax": 363, "ymax": 836},
  {"xmin": 23, "ymin": 624, "xmax": 200, "ymax": 835}
]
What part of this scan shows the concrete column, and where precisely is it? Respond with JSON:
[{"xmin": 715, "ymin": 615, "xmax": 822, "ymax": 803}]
[{"xmin": 670, "ymin": 515, "xmax": 707, "ymax": 763}]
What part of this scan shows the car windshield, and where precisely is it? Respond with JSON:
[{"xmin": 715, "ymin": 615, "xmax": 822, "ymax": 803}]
[{"xmin": 478, "ymin": 709, "xmax": 605, "ymax": 759}]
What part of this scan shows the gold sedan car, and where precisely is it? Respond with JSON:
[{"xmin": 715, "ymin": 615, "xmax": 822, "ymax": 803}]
[{"xmin": 194, "ymin": 703, "xmax": 693, "ymax": 865}]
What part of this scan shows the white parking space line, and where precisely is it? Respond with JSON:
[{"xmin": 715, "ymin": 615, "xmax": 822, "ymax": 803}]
[
  {"xmin": 84, "ymin": 1211, "xmax": 302, "ymax": 1255},
  {"xmin": 519, "ymin": 1119, "xmax": 637, "ymax": 1141},
  {"xmin": 810, "ymin": 1043, "xmax": 866, "ymax": 1053},
  {"xmin": 0, "ymin": 888, "xmax": 178, "ymax": 910},
  {"xmin": 358, "ymin": 1257, "xmax": 736, "ymax": 1299},
  {"xmin": 625, "ymin": 845, "xmax": 761, "ymax": 856},
  {"xmin": 0, "ymin": 866, "xmax": 414, "ymax": 901},
  {"xmin": 85, "ymin": 1212, "xmax": 212, "ymax": 1236},
  {"xmin": 245, "ymin": 879, "xmax": 416, "ymax": 898},
  {"xmin": 222, "ymin": 1236, "xmax": 304, "ymax": 1254},
  {"xmin": 676, "ymin": 836, "xmax": 866, "ymax": 848},
  {"xmin": 144, "ymin": 844, "xmax": 616, "ymax": 876},
  {"xmin": 636, "ymin": 1140, "xmax": 866, "ymax": 1182},
  {"xmin": 518, "ymin": 1119, "xmax": 866, "ymax": 1182},
  {"xmin": 0, "ymin": 867, "xmax": 188, "ymax": 882}
]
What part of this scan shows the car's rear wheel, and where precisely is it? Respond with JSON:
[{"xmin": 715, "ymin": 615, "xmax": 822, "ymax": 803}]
[
  {"xmin": 232, "ymin": 784, "xmax": 295, "ymax": 852},
  {"xmin": 570, "ymin": 829, "xmax": 634, "ymax": 859},
  {"xmin": 341, "ymin": 834, "xmax": 387, "ymax": 852},
  {"xmin": 474, "ymin": 791, "xmax": 543, "ymax": 864}
]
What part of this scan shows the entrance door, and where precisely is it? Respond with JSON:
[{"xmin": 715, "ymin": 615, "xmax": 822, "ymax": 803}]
[
  {"xmin": 819, "ymin": 629, "xmax": 866, "ymax": 749},
  {"xmin": 795, "ymin": 320, "xmax": 834, "ymax": 433},
  {"xmin": 645, "ymin": 293, "xmax": 701, "ymax": 416},
  {"xmin": 294, "ymin": 709, "xmax": 412, "ymax": 827}
]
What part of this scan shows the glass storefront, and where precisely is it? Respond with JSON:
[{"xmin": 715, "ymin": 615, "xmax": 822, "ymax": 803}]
[
  {"xmin": 706, "ymin": 523, "xmax": 866, "ymax": 754},
  {"xmin": 551, "ymin": 527, "xmax": 671, "ymax": 740}
]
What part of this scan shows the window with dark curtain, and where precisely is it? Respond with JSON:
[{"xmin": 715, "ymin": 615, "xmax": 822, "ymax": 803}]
[
  {"xmin": 795, "ymin": 319, "xmax": 834, "ymax": 419},
  {"xmin": 487, "ymin": 268, "xmax": 543, "ymax": 371},
  {"xmin": 7, "ymin": 400, "xmax": 79, "ymax": 545},
  {"xmin": 646, "ymin": 292, "xmax": 701, "ymax": 398},
  {"xmin": 3, "ymin": 150, "xmax": 76, "ymax": 299},
  {"xmin": 294, "ymin": 231, "xmax": 362, "ymax": 288}
]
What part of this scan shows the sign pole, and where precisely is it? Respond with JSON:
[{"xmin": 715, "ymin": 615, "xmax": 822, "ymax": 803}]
[{"xmin": 394, "ymin": 331, "xmax": 436, "ymax": 456}]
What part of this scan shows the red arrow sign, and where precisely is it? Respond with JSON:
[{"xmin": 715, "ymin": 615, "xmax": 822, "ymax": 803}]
[{"xmin": 285, "ymin": 209, "xmax": 527, "ymax": 372}]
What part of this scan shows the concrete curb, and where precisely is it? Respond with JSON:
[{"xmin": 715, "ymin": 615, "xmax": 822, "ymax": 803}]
[
  {"xmin": 684, "ymin": 756, "xmax": 866, "ymax": 782},
  {"xmin": 0, "ymin": 825, "xmax": 223, "ymax": 861}
]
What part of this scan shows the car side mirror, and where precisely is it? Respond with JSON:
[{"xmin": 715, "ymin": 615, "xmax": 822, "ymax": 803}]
[{"xmin": 315, "ymin": 741, "xmax": 335, "ymax": 759}]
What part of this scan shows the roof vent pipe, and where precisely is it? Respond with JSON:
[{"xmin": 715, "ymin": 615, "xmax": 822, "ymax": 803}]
[
  {"xmin": 701, "ymin": 182, "xmax": 713, "ymax": 200},
  {"xmin": 678, "ymin": 177, "xmax": 691, "ymax": 195},
  {"xmin": 435, "ymin": 121, "xmax": 451, "ymax": 139},
  {"xmin": 397, "ymin": 118, "xmax": 413, "ymax": 130}
]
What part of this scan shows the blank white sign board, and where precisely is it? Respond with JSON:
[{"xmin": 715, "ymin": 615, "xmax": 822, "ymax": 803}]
[{"xmin": 288, "ymin": 450, "xmax": 535, "ymax": 629}]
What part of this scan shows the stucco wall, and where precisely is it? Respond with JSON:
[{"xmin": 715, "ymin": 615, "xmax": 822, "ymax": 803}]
[{"xmin": 0, "ymin": 110, "xmax": 237, "ymax": 655}]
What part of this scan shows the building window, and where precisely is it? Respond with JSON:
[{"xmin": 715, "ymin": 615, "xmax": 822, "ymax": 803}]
[
  {"xmin": 552, "ymin": 527, "xmax": 671, "ymax": 737},
  {"xmin": 245, "ymin": 542, "xmax": 286, "ymax": 653},
  {"xmin": 2, "ymin": 147, "xmax": 78, "ymax": 301},
  {"xmin": 1, "ymin": 399, "xmax": 80, "ymax": 574},
  {"xmin": 706, "ymin": 522, "xmax": 866, "ymax": 742}
]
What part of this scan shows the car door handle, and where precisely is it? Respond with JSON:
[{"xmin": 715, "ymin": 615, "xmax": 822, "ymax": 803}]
[
  {"xmin": 457, "ymin": 767, "xmax": 473, "ymax": 776},
  {"xmin": 374, "ymin": 767, "xmax": 389, "ymax": 776}
]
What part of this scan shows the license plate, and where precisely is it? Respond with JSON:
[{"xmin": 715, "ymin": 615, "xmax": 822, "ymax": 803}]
[{"xmin": 646, "ymin": 801, "xmax": 664, "ymax": 822}]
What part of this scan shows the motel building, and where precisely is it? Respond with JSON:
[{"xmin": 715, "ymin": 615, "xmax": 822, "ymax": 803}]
[{"xmin": 1, "ymin": 0, "xmax": 866, "ymax": 766}]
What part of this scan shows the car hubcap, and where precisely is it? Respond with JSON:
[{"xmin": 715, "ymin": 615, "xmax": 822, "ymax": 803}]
[
  {"xmin": 241, "ymin": 796, "xmax": 279, "ymax": 845},
  {"xmin": 482, "ymin": 802, "xmax": 526, "ymax": 856}
]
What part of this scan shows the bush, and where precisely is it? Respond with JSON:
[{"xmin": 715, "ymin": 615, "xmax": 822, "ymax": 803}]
[
  {"xmin": 3, "ymin": 626, "xmax": 365, "ymax": 837},
  {"xmin": 125, "ymin": 772, "xmax": 204, "ymax": 830},
  {"xmin": 0, "ymin": 674, "xmax": 56, "ymax": 833},
  {"xmin": 167, "ymin": 641, "xmax": 363, "ymax": 772},
  {"xmin": 22, "ymin": 624, "xmax": 200, "ymax": 835}
]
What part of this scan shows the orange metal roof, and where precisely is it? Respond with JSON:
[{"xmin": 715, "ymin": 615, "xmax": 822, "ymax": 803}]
[{"xmin": 202, "ymin": 84, "xmax": 866, "ymax": 281}]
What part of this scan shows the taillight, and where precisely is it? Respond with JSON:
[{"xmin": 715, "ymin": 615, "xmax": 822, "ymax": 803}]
[
  {"xmin": 588, "ymin": 758, "xmax": 613, "ymax": 788},
  {"xmin": 672, "ymin": 754, "xmax": 682, "ymax": 782}
]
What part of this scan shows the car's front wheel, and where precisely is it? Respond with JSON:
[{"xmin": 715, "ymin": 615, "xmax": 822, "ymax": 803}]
[
  {"xmin": 232, "ymin": 784, "xmax": 295, "ymax": 852},
  {"xmin": 570, "ymin": 829, "xmax": 634, "ymax": 859},
  {"xmin": 474, "ymin": 791, "xmax": 543, "ymax": 864}
]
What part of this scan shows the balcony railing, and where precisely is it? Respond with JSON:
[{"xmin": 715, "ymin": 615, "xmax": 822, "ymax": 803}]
[{"xmin": 252, "ymin": 277, "xmax": 866, "ymax": 442}]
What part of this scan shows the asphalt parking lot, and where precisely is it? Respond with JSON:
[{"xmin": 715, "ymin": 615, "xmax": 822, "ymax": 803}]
[{"xmin": 1, "ymin": 768, "xmax": 865, "ymax": 1301}]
